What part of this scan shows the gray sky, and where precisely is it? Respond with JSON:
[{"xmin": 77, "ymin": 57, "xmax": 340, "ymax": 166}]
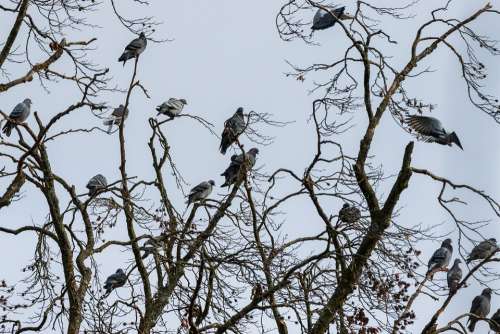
[{"xmin": 1, "ymin": 0, "xmax": 500, "ymax": 333}]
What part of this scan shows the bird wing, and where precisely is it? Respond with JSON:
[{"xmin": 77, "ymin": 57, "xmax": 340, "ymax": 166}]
[
  {"xmin": 189, "ymin": 182, "xmax": 209, "ymax": 195},
  {"xmin": 10, "ymin": 103, "xmax": 28, "ymax": 120},
  {"xmin": 428, "ymin": 247, "xmax": 448, "ymax": 267},
  {"xmin": 125, "ymin": 37, "xmax": 145, "ymax": 52},
  {"xmin": 406, "ymin": 115, "xmax": 444, "ymax": 137},
  {"xmin": 470, "ymin": 295, "xmax": 485, "ymax": 314}
]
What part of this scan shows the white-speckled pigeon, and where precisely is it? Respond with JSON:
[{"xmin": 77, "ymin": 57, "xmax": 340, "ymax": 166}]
[
  {"xmin": 86, "ymin": 174, "xmax": 107, "ymax": 196},
  {"xmin": 104, "ymin": 269, "xmax": 127, "ymax": 294},
  {"xmin": 221, "ymin": 148, "xmax": 259, "ymax": 187},
  {"xmin": 467, "ymin": 238, "xmax": 497, "ymax": 263},
  {"xmin": 220, "ymin": 107, "xmax": 245, "ymax": 155},
  {"xmin": 2, "ymin": 98, "xmax": 32, "ymax": 137},
  {"xmin": 467, "ymin": 288, "xmax": 492, "ymax": 332},
  {"xmin": 156, "ymin": 98, "xmax": 187, "ymax": 118},
  {"xmin": 186, "ymin": 180, "xmax": 215, "ymax": 205},
  {"xmin": 406, "ymin": 115, "xmax": 463, "ymax": 150},
  {"xmin": 427, "ymin": 238, "xmax": 452, "ymax": 279},
  {"xmin": 311, "ymin": 6, "xmax": 347, "ymax": 30},
  {"xmin": 118, "ymin": 32, "xmax": 147, "ymax": 66},
  {"xmin": 490, "ymin": 308, "xmax": 500, "ymax": 333},
  {"xmin": 338, "ymin": 203, "xmax": 361, "ymax": 224},
  {"xmin": 447, "ymin": 259, "xmax": 463, "ymax": 295},
  {"xmin": 103, "ymin": 105, "xmax": 129, "ymax": 134}
]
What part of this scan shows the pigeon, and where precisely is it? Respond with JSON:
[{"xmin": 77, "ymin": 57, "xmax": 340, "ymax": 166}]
[
  {"xmin": 467, "ymin": 288, "xmax": 492, "ymax": 332},
  {"xmin": 2, "ymin": 98, "xmax": 32, "ymax": 137},
  {"xmin": 186, "ymin": 180, "xmax": 215, "ymax": 206},
  {"xmin": 220, "ymin": 107, "xmax": 246, "ymax": 155},
  {"xmin": 490, "ymin": 309, "xmax": 500, "ymax": 333},
  {"xmin": 447, "ymin": 259, "xmax": 463, "ymax": 295},
  {"xmin": 118, "ymin": 32, "xmax": 147, "ymax": 66},
  {"xmin": 406, "ymin": 115, "xmax": 463, "ymax": 150},
  {"xmin": 103, "ymin": 269, "xmax": 127, "ymax": 294},
  {"xmin": 467, "ymin": 238, "xmax": 497, "ymax": 263},
  {"xmin": 86, "ymin": 174, "xmax": 107, "ymax": 196},
  {"xmin": 103, "ymin": 105, "xmax": 129, "ymax": 134},
  {"xmin": 311, "ymin": 6, "xmax": 347, "ymax": 31},
  {"xmin": 221, "ymin": 148, "xmax": 259, "ymax": 187},
  {"xmin": 156, "ymin": 98, "xmax": 187, "ymax": 118},
  {"xmin": 427, "ymin": 238, "xmax": 453, "ymax": 279},
  {"xmin": 338, "ymin": 203, "xmax": 361, "ymax": 224}
]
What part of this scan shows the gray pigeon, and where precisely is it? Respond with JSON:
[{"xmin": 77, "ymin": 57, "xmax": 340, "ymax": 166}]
[
  {"xmin": 467, "ymin": 288, "xmax": 492, "ymax": 332},
  {"xmin": 103, "ymin": 105, "xmax": 129, "ymax": 134},
  {"xmin": 86, "ymin": 174, "xmax": 107, "ymax": 196},
  {"xmin": 338, "ymin": 203, "xmax": 361, "ymax": 224},
  {"xmin": 103, "ymin": 269, "xmax": 127, "ymax": 294},
  {"xmin": 406, "ymin": 115, "xmax": 463, "ymax": 149},
  {"xmin": 2, "ymin": 98, "xmax": 32, "ymax": 137},
  {"xmin": 490, "ymin": 308, "xmax": 500, "ymax": 333},
  {"xmin": 467, "ymin": 238, "xmax": 497, "ymax": 263},
  {"xmin": 186, "ymin": 180, "xmax": 215, "ymax": 206},
  {"xmin": 221, "ymin": 148, "xmax": 259, "ymax": 187},
  {"xmin": 427, "ymin": 238, "xmax": 453, "ymax": 278},
  {"xmin": 156, "ymin": 98, "xmax": 187, "ymax": 118},
  {"xmin": 118, "ymin": 32, "xmax": 147, "ymax": 66},
  {"xmin": 220, "ymin": 107, "xmax": 246, "ymax": 155},
  {"xmin": 311, "ymin": 6, "xmax": 347, "ymax": 30},
  {"xmin": 447, "ymin": 259, "xmax": 463, "ymax": 295}
]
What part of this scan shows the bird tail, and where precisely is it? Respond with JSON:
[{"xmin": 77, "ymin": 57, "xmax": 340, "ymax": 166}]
[
  {"xmin": 467, "ymin": 318, "xmax": 476, "ymax": 332},
  {"xmin": 118, "ymin": 52, "xmax": 131, "ymax": 65},
  {"xmin": 2, "ymin": 121, "xmax": 13, "ymax": 137},
  {"xmin": 449, "ymin": 282, "xmax": 458, "ymax": 295},
  {"xmin": 220, "ymin": 141, "xmax": 228, "ymax": 155}
]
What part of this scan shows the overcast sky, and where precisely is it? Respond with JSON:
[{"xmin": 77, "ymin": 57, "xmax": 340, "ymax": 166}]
[{"xmin": 1, "ymin": 1, "xmax": 500, "ymax": 333}]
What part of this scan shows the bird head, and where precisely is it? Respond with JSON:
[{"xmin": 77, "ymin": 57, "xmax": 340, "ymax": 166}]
[
  {"xmin": 248, "ymin": 148, "xmax": 259, "ymax": 156},
  {"xmin": 454, "ymin": 259, "xmax": 462, "ymax": 265},
  {"xmin": 449, "ymin": 132, "xmax": 463, "ymax": 150},
  {"xmin": 236, "ymin": 107, "xmax": 244, "ymax": 115},
  {"xmin": 116, "ymin": 269, "xmax": 124, "ymax": 274},
  {"xmin": 482, "ymin": 288, "xmax": 493, "ymax": 297},
  {"xmin": 342, "ymin": 203, "xmax": 350, "ymax": 208},
  {"xmin": 139, "ymin": 32, "xmax": 146, "ymax": 39},
  {"xmin": 23, "ymin": 98, "xmax": 32, "ymax": 106},
  {"xmin": 208, "ymin": 180, "xmax": 215, "ymax": 186},
  {"xmin": 489, "ymin": 238, "xmax": 497, "ymax": 244},
  {"xmin": 180, "ymin": 99, "xmax": 188, "ymax": 105},
  {"xmin": 442, "ymin": 238, "xmax": 452, "ymax": 246}
]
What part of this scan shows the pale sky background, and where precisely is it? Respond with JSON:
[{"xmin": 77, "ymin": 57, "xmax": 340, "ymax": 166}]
[{"xmin": 1, "ymin": 0, "xmax": 500, "ymax": 333}]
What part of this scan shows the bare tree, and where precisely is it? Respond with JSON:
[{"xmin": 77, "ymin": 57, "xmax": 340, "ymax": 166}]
[{"xmin": 1, "ymin": 1, "xmax": 500, "ymax": 334}]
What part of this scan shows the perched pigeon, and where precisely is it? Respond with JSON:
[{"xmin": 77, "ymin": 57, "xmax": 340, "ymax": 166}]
[
  {"xmin": 104, "ymin": 269, "xmax": 127, "ymax": 294},
  {"xmin": 220, "ymin": 107, "xmax": 246, "ymax": 155},
  {"xmin": 467, "ymin": 288, "xmax": 492, "ymax": 332},
  {"xmin": 467, "ymin": 238, "xmax": 497, "ymax": 263},
  {"xmin": 118, "ymin": 32, "xmax": 147, "ymax": 65},
  {"xmin": 156, "ymin": 98, "xmax": 187, "ymax": 118},
  {"xmin": 406, "ymin": 115, "xmax": 463, "ymax": 149},
  {"xmin": 427, "ymin": 238, "xmax": 453, "ymax": 278},
  {"xmin": 311, "ymin": 6, "xmax": 346, "ymax": 31},
  {"xmin": 490, "ymin": 309, "xmax": 500, "ymax": 333},
  {"xmin": 86, "ymin": 174, "xmax": 107, "ymax": 196},
  {"xmin": 221, "ymin": 148, "xmax": 259, "ymax": 187},
  {"xmin": 338, "ymin": 203, "xmax": 361, "ymax": 224},
  {"xmin": 103, "ymin": 105, "xmax": 129, "ymax": 134},
  {"xmin": 2, "ymin": 99, "xmax": 32, "ymax": 137},
  {"xmin": 447, "ymin": 259, "xmax": 463, "ymax": 295},
  {"xmin": 186, "ymin": 180, "xmax": 215, "ymax": 206}
]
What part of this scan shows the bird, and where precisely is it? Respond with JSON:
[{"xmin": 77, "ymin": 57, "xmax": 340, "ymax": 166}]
[
  {"xmin": 467, "ymin": 288, "xmax": 492, "ymax": 332},
  {"xmin": 447, "ymin": 259, "xmax": 463, "ymax": 295},
  {"xmin": 103, "ymin": 105, "xmax": 129, "ymax": 134},
  {"xmin": 103, "ymin": 269, "xmax": 127, "ymax": 294},
  {"xmin": 221, "ymin": 148, "xmax": 259, "ymax": 187},
  {"xmin": 156, "ymin": 98, "xmax": 187, "ymax": 118},
  {"xmin": 220, "ymin": 107, "xmax": 246, "ymax": 155},
  {"xmin": 86, "ymin": 174, "xmax": 108, "ymax": 196},
  {"xmin": 426, "ymin": 238, "xmax": 453, "ymax": 279},
  {"xmin": 467, "ymin": 238, "xmax": 497, "ymax": 263},
  {"xmin": 186, "ymin": 180, "xmax": 215, "ymax": 206},
  {"xmin": 2, "ymin": 98, "xmax": 32, "ymax": 137},
  {"xmin": 406, "ymin": 115, "xmax": 463, "ymax": 150},
  {"xmin": 338, "ymin": 203, "xmax": 361, "ymax": 224},
  {"xmin": 118, "ymin": 32, "xmax": 147, "ymax": 66},
  {"xmin": 311, "ymin": 6, "xmax": 348, "ymax": 31},
  {"xmin": 490, "ymin": 308, "xmax": 500, "ymax": 333}
]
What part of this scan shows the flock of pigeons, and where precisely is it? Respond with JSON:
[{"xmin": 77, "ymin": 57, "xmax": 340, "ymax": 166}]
[{"xmin": 427, "ymin": 238, "xmax": 499, "ymax": 331}]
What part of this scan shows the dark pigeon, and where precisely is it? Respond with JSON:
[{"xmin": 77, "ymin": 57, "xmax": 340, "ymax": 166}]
[
  {"xmin": 467, "ymin": 238, "xmax": 497, "ymax": 263},
  {"xmin": 86, "ymin": 174, "xmax": 107, "ymax": 196},
  {"xmin": 221, "ymin": 148, "xmax": 258, "ymax": 187},
  {"xmin": 186, "ymin": 180, "xmax": 215, "ymax": 206},
  {"xmin": 118, "ymin": 32, "xmax": 147, "ymax": 66},
  {"xmin": 406, "ymin": 115, "xmax": 463, "ymax": 149},
  {"xmin": 467, "ymin": 288, "xmax": 492, "ymax": 332},
  {"xmin": 104, "ymin": 269, "xmax": 127, "ymax": 294},
  {"xmin": 490, "ymin": 308, "xmax": 500, "ymax": 333},
  {"xmin": 220, "ymin": 107, "xmax": 245, "ymax": 155},
  {"xmin": 427, "ymin": 238, "xmax": 452, "ymax": 279},
  {"xmin": 338, "ymin": 203, "xmax": 361, "ymax": 224},
  {"xmin": 311, "ymin": 6, "xmax": 346, "ymax": 30},
  {"xmin": 2, "ymin": 98, "xmax": 32, "ymax": 137},
  {"xmin": 447, "ymin": 259, "xmax": 463, "ymax": 295}
]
